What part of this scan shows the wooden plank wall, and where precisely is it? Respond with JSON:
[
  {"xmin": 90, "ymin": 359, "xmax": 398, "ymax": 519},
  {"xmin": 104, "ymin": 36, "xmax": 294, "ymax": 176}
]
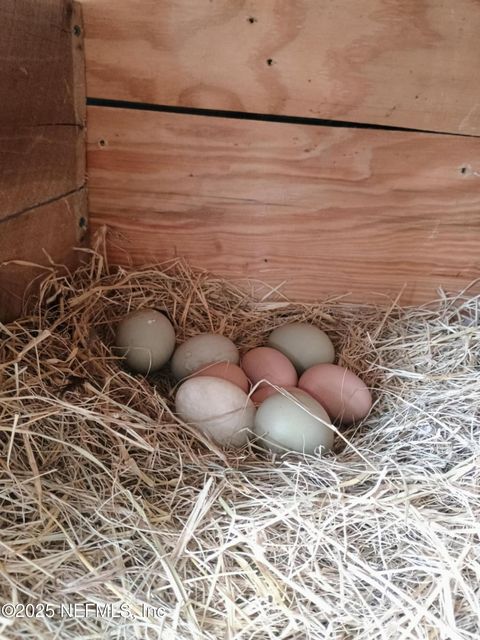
[
  {"xmin": 87, "ymin": 108, "xmax": 480, "ymax": 304},
  {"xmin": 0, "ymin": 0, "xmax": 87, "ymax": 321},
  {"xmin": 82, "ymin": 0, "xmax": 480, "ymax": 134},
  {"xmin": 81, "ymin": 0, "xmax": 480, "ymax": 303}
]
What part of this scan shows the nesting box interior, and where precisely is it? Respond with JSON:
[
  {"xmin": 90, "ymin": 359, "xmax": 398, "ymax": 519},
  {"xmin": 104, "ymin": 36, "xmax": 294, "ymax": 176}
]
[
  {"xmin": 1, "ymin": 4, "xmax": 480, "ymax": 639},
  {"xmin": 1, "ymin": 0, "xmax": 480, "ymax": 321}
]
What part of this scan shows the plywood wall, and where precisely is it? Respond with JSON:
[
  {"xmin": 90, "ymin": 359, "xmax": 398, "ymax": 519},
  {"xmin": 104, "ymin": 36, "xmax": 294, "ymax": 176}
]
[
  {"xmin": 87, "ymin": 108, "xmax": 480, "ymax": 304},
  {"xmin": 81, "ymin": 0, "xmax": 480, "ymax": 303},
  {"xmin": 82, "ymin": 0, "xmax": 480, "ymax": 135},
  {"xmin": 0, "ymin": 0, "xmax": 87, "ymax": 321}
]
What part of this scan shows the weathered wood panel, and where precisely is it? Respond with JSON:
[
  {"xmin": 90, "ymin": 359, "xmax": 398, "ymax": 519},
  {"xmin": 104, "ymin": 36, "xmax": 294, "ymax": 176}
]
[
  {"xmin": 0, "ymin": 190, "xmax": 88, "ymax": 322},
  {"xmin": 86, "ymin": 107, "xmax": 480, "ymax": 304},
  {"xmin": 82, "ymin": 0, "xmax": 480, "ymax": 135},
  {"xmin": 0, "ymin": 0, "xmax": 85, "ymax": 127},
  {"xmin": 0, "ymin": 125, "xmax": 84, "ymax": 221},
  {"xmin": 0, "ymin": 0, "xmax": 86, "ymax": 220},
  {"xmin": 0, "ymin": 0, "xmax": 87, "ymax": 320}
]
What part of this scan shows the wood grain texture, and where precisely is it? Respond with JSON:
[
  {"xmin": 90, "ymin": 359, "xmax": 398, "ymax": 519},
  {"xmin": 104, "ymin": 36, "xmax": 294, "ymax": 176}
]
[
  {"xmin": 0, "ymin": 189, "xmax": 88, "ymax": 322},
  {"xmin": 82, "ymin": 0, "xmax": 480, "ymax": 135},
  {"xmin": 0, "ymin": 125, "xmax": 84, "ymax": 221},
  {"xmin": 0, "ymin": 0, "xmax": 87, "ymax": 320},
  {"xmin": 0, "ymin": 0, "xmax": 85, "ymax": 127},
  {"xmin": 86, "ymin": 107, "xmax": 480, "ymax": 304},
  {"xmin": 0, "ymin": 0, "xmax": 86, "ymax": 220}
]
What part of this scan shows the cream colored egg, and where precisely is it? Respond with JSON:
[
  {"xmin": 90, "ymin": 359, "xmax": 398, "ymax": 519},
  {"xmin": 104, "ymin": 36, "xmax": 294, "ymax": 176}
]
[
  {"xmin": 171, "ymin": 333, "xmax": 239, "ymax": 380},
  {"xmin": 175, "ymin": 376, "xmax": 255, "ymax": 447},
  {"xmin": 253, "ymin": 388, "xmax": 334, "ymax": 455},
  {"xmin": 115, "ymin": 309, "xmax": 176, "ymax": 374},
  {"xmin": 268, "ymin": 323, "xmax": 335, "ymax": 373}
]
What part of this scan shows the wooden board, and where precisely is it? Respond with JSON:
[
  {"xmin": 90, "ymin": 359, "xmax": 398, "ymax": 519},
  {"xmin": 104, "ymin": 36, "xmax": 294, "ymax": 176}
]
[
  {"xmin": 0, "ymin": 125, "xmax": 85, "ymax": 221},
  {"xmin": 82, "ymin": 0, "xmax": 480, "ymax": 135},
  {"xmin": 0, "ymin": 0, "xmax": 85, "ymax": 127},
  {"xmin": 0, "ymin": 0, "xmax": 86, "ymax": 220},
  {"xmin": 86, "ymin": 107, "xmax": 480, "ymax": 304},
  {"xmin": 0, "ymin": 0, "xmax": 87, "ymax": 320},
  {"xmin": 0, "ymin": 189, "xmax": 88, "ymax": 322}
]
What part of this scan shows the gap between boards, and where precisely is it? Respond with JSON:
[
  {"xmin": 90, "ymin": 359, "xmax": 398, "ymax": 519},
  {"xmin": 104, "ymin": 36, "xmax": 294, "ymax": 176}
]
[{"xmin": 86, "ymin": 97, "xmax": 479, "ymax": 139}]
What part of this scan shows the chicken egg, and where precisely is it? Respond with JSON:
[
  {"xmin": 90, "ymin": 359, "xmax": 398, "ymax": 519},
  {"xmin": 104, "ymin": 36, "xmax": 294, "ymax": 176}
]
[
  {"xmin": 171, "ymin": 333, "xmax": 239, "ymax": 380},
  {"xmin": 298, "ymin": 364, "xmax": 372, "ymax": 425},
  {"xmin": 191, "ymin": 362, "xmax": 249, "ymax": 393},
  {"xmin": 253, "ymin": 388, "xmax": 334, "ymax": 455},
  {"xmin": 267, "ymin": 323, "xmax": 335, "ymax": 373},
  {"xmin": 115, "ymin": 309, "xmax": 175, "ymax": 374},
  {"xmin": 175, "ymin": 376, "xmax": 255, "ymax": 447},
  {"xmin": 249, "ymin": 385, "xmax": 278, "ymax": 405},
  {"xmin": 241, "ymin": 347, "xmax": 297, "ymax": 403}
]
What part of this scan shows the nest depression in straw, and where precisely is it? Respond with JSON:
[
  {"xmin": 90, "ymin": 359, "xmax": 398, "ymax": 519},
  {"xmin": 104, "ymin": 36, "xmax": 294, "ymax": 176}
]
[{"xmin": 1, "ymin": 241, "xmax": 479, "ymax": 640}]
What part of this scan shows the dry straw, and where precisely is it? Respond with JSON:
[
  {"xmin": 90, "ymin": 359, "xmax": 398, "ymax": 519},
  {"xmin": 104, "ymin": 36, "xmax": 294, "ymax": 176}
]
[{"xmin": 1, "ymin": 238, "xmax": 479, "ymax": 639}]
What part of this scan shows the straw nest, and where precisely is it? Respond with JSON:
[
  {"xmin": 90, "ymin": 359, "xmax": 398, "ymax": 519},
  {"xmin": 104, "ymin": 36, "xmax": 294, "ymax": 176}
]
[{"xmin": 1, "ymin": 240, "xmax": 479, "ymax": 640}]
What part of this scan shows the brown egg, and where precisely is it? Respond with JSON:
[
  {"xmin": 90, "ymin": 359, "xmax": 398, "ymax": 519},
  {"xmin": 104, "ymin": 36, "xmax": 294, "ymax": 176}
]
[
  {"xmin": 242, "ymin": 347, "xmax": 298, "ymax": 400},
  {"xmin": 298, "ymin": 364, "xmax": 372, "ymax": 425},
  {"xmin": 191, "ymin": 362, "xmax": 249, "ymax": 393},
  {"xmin": 250, "ymin": 385, "xmax": 278, "ymax": 405}
]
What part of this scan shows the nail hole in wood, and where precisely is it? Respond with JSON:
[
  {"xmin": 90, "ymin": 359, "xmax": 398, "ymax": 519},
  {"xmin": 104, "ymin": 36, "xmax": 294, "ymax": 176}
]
[
  {"xmin": 266, "ymin": 58, "xmax": 274, "ymax": 66},
  {"xmin": 73, "ymin": 25, "xmax": 82, "ymax": 37},
  {"xmin": 248, "ymin": 17, "xmax": 257, "ymax": 23},
  {"xmin": 98, "ymin": 139, "xmax": 107, "ymax": 148},
  {"xmin": 79, "ymin": 216, "xmax": 87, "ymax": 229}
]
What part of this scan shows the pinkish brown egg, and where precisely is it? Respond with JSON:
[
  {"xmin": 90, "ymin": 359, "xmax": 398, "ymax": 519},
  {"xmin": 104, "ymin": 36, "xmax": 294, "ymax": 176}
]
[
  {"xmin": 251, "ymin": 385, "xmax": 279, "ymax": 405},
  {"xmin": 191, "ymin": 362, "xmax": 249, "ymax": 393},
  {"xmin": 241, "ymin": 347, "xmax": 298, "ymax": 399},
  {"xmin": 298, "ymin": 364, "xmax": 372, "ymax": 425}
]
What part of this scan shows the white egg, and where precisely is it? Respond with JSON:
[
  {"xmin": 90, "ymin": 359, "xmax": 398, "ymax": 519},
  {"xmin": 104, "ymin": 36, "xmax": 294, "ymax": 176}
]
[
  {"xmin": 268, "ymin": 322, "xmax": 335, "ymax": 373},
  {"xmin": 171, "ymin": 333, "xmax": 239, "ymax": 380},
  {"xmin": 175, "ymin": 376, "xmax": 255, "ymax": 447},
  {"xmin": 115, "ymin": 309, "xmax": 176, "ymax": 374},
  {"xmin": 253, "ymin": 388, "xmax": 334, "ymax": 455}
]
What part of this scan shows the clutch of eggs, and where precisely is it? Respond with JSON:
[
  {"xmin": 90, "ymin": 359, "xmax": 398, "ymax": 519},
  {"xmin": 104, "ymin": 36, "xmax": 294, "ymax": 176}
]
[
  {"xmin": 172, "ymin": 323, "xmax": 341, "ymax": 453},
  {"xmin": 264, "ymin": 323, "xmax": 372, "ymax": 425},
  {"xmin": 114, "ymin": 313, "xmax": 371, "ymax": 454}
]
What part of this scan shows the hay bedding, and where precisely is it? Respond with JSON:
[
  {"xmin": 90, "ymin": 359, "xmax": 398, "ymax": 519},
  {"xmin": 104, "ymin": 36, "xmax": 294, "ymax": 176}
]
[{"xmin": 0, "ymin": 245, "xmax": 479, "ymax": 640}]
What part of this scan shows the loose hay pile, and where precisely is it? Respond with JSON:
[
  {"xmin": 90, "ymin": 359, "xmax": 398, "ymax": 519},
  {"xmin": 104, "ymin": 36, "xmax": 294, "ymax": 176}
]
[{"xmin": 1, "ymin": 247, "xmax": 479, "ymax": 640}]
